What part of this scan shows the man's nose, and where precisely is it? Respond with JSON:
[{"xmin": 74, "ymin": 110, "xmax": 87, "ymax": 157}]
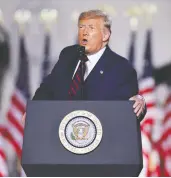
[{"xmin": 83, "ymin": 27, "xmax": 89, "ymax": 36}]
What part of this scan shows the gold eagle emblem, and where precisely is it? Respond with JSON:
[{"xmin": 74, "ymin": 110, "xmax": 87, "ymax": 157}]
[{"xmin": 72, "ymin": 121, "xmax": 90, "ymax": 140}]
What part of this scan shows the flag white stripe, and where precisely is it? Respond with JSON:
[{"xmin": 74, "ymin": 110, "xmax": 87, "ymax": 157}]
[
  {"xmin": 14, "ymin": 89, "xmax": 26, "ymax": 107},
  {"xmin": 10, "ymin": 105, "xmax": 23, "ymax": 123},
  {"xmin": 163, "ymin": 119, "xmax": 171, "ymax": 132},
  {"xmin": 141, "ymin": 134, "xmax": 152, "ymax": 153},
  {"xmin": 0, "ymin": 134, "xmax": 8, "ymax": 176},
  {"xmin": 141, "ymin": 92, "xmax": 156, "ymax": 104},
  {"xmin": 139, "ymin": 74, "xmax": 160, "ymax": 176},
  {"xmin": 7, "ymin": 122, "xmax": 23, "ymax": 149},
  {"xmin": 139, "ymin": 78, "xmax": 155, "ymax": 90},
  {"xmin": 165, "ymin": 156, "xmax": 171, "ymax": 175},
  {"xmin": 165, "ymin": 102, "xmax": 171, "ymax": 116},
  {"xmin": 144, "ymin": 109, "xmax": 159, "ymax": 119},
  {"xmin": 0, "ymin": 157, "xmax": 8, "ymax": 176}
]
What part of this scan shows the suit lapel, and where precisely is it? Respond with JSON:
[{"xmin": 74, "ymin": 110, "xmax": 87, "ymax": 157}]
[
  {"xmin": 60, "ymin": 45, "xmax": 113, "ymax": 100},
  {"xmin": 83, "ymin": 46, "xmax": 116, "ymax": 100},
  {"xmin": 56, "ymin": 46, "xmax": 79, "ymax": 99},
  {"xmin": 85, "ymin": 45, "xmax": 112, "ymax": 83}
]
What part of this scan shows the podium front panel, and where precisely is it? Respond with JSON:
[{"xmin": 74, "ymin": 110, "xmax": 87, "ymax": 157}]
[{"xmin": 22, "ymin": 101, "xmax": 143, "ymax": 176}]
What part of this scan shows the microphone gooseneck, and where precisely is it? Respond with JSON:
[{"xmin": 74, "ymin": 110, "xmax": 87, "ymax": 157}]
[{"xmin": 78, "ymin": 45, "xmax": 86, "ymax": 100}]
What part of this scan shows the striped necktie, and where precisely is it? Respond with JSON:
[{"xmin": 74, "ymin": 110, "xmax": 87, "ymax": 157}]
[{"xmin": 68, "ymin": 55, "xmax": 88, "ymax": 99}]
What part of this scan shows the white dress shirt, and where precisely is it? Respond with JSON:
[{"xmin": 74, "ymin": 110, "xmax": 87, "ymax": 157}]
[{"xmin": 72, "ymin": 46, "xmax": 106, "ymax": 80}]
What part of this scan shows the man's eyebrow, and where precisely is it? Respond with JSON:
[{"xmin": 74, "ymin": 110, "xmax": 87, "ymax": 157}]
[{"xmin": 79, "ymin": 24, "xmax": 95, "ymax": 27}]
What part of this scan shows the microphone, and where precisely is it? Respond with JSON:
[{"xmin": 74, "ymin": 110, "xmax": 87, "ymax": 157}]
[
  {"xmin": 77, "ymin": 45, "xmax": 85, "ymax": 57},
  {"xmin": 77, "ymin": 45, "xmax": 86, "ymax": 100}
]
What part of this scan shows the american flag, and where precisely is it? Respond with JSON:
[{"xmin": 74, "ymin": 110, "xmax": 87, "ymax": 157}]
[
  {"xmin": 0, "ymin": 26, "xmax": 10, "ymax": 177},
  {"xmin": 138, "ymin": 29, "xmax": 161, "ymax": 176},
  {"xmin": 0, "ymin": 123, "xmax": 8, "ymax": 177},
  {"xmin": 128, "ymin": 30, "xmax": 136, "ymax": 66},
  {"xmin": 157, "ymin": 88, "xmax": 171, "ymax": 176},
  {"xmin": 2, "ymin": 35, "xmax": 30, "ymax": 176},
  {"xmin": 42, "ymin": 33, "xmax": 50, "ymax": 81},
  {"xmin": 127, "ymin": 28, "xmax": 158, "ymax": 176}
]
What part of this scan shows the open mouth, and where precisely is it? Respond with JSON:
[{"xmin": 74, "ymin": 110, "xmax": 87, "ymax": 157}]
[{"xmin": 81, "ymin": 39, "xmax": 88, "ymax": 45}]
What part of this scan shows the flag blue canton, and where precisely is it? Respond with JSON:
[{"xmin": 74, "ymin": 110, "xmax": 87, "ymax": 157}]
[
  {"xmin": 42, "ymin": 34, "xmax": 50, "ymax": 81},
  {"xmin": 141, "ymin": 30, "xmax": 153, "ymax": 79},
  {"xmin": 128, "ymin": 31, "xmax": 136, "ymax": 67},
  {"xmin": 16, "ymin": 36, "xmax": 30, "ymax": 99}
]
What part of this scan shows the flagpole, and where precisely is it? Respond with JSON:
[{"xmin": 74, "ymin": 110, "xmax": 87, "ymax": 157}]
[
  {"xmin": 97, "ymin": 4, "xmax": 117, "ymax": 47},
  {"xmin": 125, "ymin": 5, "xmax": 142, "ymax": 70},
  {"xmin": 142, "ymin": 3, "xmax": 157, "ymax": 29},
  {"xmin": 125, "ymin": 5, "xmax": 142, "ymax": 31},
  {"xmin": 39, "ymin": 8, "xmax": 58, "ymax": 31},
  {"xmin": 39, "ymin": 9, "xmax": 58, "ymax": 82}
]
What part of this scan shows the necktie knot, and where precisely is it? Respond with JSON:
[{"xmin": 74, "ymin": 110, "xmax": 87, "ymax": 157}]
[{"xmin": 81, "ymin": 55, "xmax": 88, "ymax": 63}]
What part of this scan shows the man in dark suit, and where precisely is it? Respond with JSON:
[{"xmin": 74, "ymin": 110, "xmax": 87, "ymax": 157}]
[{"xmin": 23, "ymin": 9, "xmax": 146, "ymax": 123}]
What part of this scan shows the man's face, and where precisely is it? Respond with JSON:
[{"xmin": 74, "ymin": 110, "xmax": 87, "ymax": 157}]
[{"xmin": 78, "ymin": 18, "xmax": 108, "ymax": 55}]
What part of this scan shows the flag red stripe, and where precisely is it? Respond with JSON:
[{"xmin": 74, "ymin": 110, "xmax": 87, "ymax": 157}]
[
  {"xmin": 143, "ymin": 150, "xmax": 149, "ymax": 159},
  {"xmin": 139, "ymin": 87, "xmax": 154, "ymax": 95},
  {"xmin": 164, "ymin": 149, "xmax": 171, "ymax": 155},
  {"xmin": 0, "ymin": 173, "xmax": 4, "ymax": 177},
  {"xmin": 164, "ymin": 171, "xmax": 170, "ymax": 177},
  {"xmin": 141, "ymin": 129, "xmax": 152, "ymax": 141},
  {"xmin": 163, "ymin": 111, "xmax": 171, "ymax": 123},
  {"xmin": 0, "ymin": 149, "xmax": 6, "ymax": 160},
  {"xmin": 0, "ymin": 147, "xmax": 7, "ymax": 177},
  {"xmin": 158, "ymin": 129, "xmax": 171, "ymax": 145},
  {"xmin": 146, "ymin": 102, "xmax": 155, "ymax": 108},
  {"xmin": 11, "ymin": 94, "xmax": 25, "ymax": 113},
  {"xmin": 165, "ymin": 95, "xmax": 171, "ymax": 105},
  {"xmin": 0, "ymin": 127, "xmax": 21, "ymax": 158},
  {"xmin": 7, "ymin": 111, "xmax": 23, "ymax": 135},
  {"xmin": 4, "ymin": 131, "xmax": 21, "ymax": 158},
  {"xmin": 161, "ymin": 129, "xmax": 171, "ymax": 140},
  {"xmin": 141, "ymin": 118, "xmax": 154, "ymax": 127}
]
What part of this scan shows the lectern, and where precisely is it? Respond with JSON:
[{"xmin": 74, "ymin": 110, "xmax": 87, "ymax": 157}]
[{"xmin": 22, "ymin": 100, "xmax": 143, "ymax": 177}]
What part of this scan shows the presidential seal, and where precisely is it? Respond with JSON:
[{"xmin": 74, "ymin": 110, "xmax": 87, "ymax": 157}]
[{"xmin": 59, "ymin": 110, "xmax": 103, "ymax": 154}]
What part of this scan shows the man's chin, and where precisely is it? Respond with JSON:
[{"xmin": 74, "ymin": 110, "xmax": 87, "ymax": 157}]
[
  {"xmin": 85, "ymin": 49, "xmax": 88, "ymax": 54},
  {"xmin": 85, "ymin": 46, "xmax": 90, "ymax": 54}
]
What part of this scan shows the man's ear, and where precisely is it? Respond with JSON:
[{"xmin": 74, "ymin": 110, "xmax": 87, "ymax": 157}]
[{"xmin": 102, "ymin": 28, "xmax": 111, "ymax": 42}]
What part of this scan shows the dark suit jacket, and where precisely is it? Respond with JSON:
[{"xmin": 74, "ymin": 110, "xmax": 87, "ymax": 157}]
[{"xmin": 33, "ymin": 45, "xmax": 146, "ymax": 121}]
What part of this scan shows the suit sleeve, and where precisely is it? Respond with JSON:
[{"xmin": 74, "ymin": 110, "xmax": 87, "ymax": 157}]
[
  {"xmin": 32, "ymin": 68, "xmax": 55, "ymax": 100},
  {"xmin": 118, "ymin": 67, "xmax": 139, "ymax": 100},
  {"xmin": 117, "ymin": 67, "xmax": 146, "ymax": 122},
  {"xmin": 32, "ymin": 48, "xmax": 65, "ymax": 100}
]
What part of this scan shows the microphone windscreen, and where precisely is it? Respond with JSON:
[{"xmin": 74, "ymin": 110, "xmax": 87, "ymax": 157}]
[{"xmin": 77, "ymin": 45, "xmax": 85, "ymax": 57}]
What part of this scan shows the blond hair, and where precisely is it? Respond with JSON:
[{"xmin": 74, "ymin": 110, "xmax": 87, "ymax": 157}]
[{"xmin": 78, "ymin": 9, "xmax": 112, "ymax": 32}]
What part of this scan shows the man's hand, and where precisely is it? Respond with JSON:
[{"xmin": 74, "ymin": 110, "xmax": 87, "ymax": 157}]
[{"xmin": 129, "ymin": 95, "xmax": 145, "ymax": 117}]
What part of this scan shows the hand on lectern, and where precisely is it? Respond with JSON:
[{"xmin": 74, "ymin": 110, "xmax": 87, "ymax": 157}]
[
  {"xmin": 129, "ymin": 95, "xmax": 146, "ymax": 117},
  {"xmin": 22, "ymin": 112, "xmax": 26, "ymax": 127}
]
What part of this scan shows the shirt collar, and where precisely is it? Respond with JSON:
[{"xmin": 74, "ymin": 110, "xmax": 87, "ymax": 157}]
[{"xmin": 86, "ymin": 46, "xmax": 106, "ymax": 63}]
